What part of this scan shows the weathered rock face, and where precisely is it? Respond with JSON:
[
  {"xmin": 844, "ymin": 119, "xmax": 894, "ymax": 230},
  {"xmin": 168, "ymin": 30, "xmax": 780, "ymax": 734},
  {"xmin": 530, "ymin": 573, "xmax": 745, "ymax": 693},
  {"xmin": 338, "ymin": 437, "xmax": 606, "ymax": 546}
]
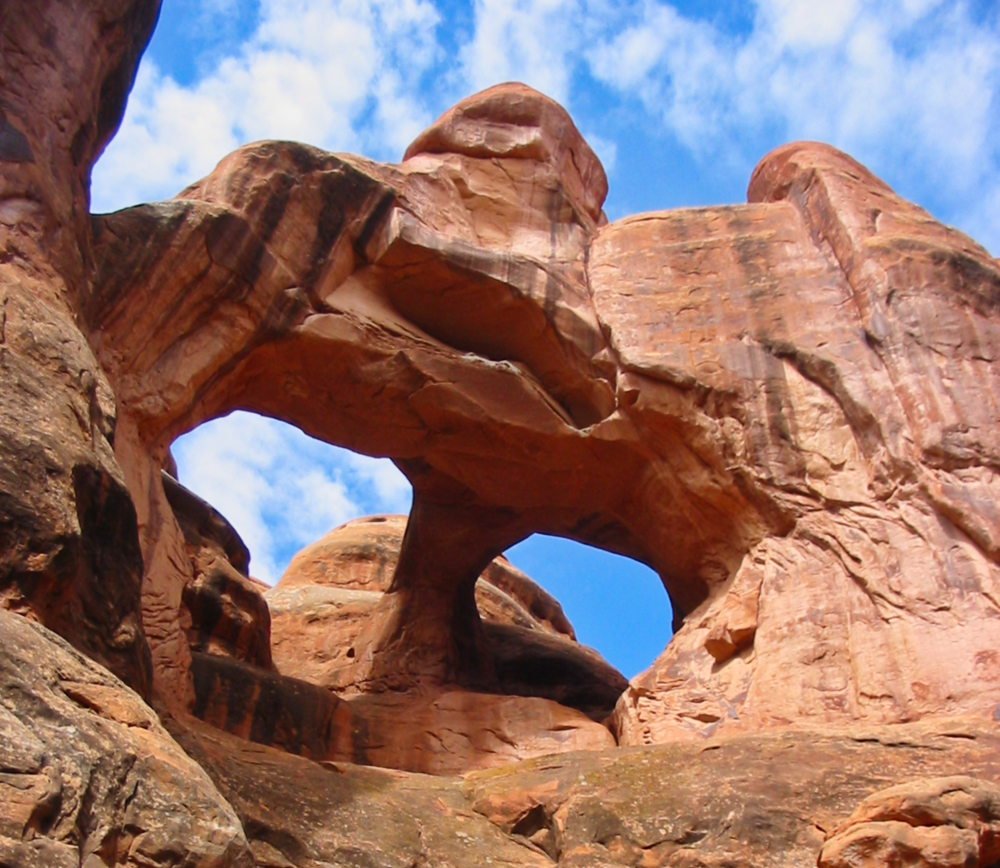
[
  {"xmin": 819, "ymin": 776, "xmax": 1000, "ymax": 868},
  {"xmin": 608, "ymin": 147, "xmax": 1000, "ymax": 744},
  {"xmin": 189, "ymin": 651, "xmax": 360, "ymax": 765},
  {"xmin": 349, "ymin": 689, "xmax": 617, "ymax": 776},
  {"xmin": 160, "ymin": 510, "xmax": 620, "ymax": 775},
  {"xmin": 0, "ymin": 0, "xmax": 157, "ymax": 698},
  {"xmin": 173, "ymin": 716, "xmax": 560, "ymax": 868},
  {"xmin": 0, "ymin": 610, "xmax": 252, "ymax": 868}
]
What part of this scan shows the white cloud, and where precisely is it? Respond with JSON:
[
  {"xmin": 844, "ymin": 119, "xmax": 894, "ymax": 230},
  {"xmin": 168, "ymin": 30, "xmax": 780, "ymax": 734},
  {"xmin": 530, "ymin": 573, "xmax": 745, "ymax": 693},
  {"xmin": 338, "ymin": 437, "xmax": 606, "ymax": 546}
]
[
  {"xmin": 341, "ymin": 450, "xmax": 414, "ymax": 508},
  {"xmin": 92, "ymin": 0, "xmax": 441, "ymax": 212},
  {"xmin": 92, "ymin": 61, "xmax": 240, "ymax": 213},
  {"xmin": 458, "ymin": 0, "xmax": 591, "ymax": 104},
  {"xmin": 171, "ymin": 412, "xmax": 412, "ymax": 584},
  {"xmin": 93, "ymin": 0, "xmax": 1000, "ymax": 253},
  {"xmin": 759, "ymin": 0, "xmax": 862, "ymax": 49},
  {"xmin": 586, "ymin": 0, "xmax": 1000, "ymax": 253},
  {"xmin": 587, "ymin": 4, "xmax": 734, "ymax": 153}
]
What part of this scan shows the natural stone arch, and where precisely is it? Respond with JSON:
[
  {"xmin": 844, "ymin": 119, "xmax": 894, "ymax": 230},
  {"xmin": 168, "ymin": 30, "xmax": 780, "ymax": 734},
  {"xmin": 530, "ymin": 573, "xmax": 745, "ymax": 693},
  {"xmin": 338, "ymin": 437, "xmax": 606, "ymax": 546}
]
[
  {"xmin": 84, "ymin": 84, "xmax": 1000, "ymax": 744},
  {"xmin": 86, "ymin": 86, "xmax": 766, "ymax": 707}
]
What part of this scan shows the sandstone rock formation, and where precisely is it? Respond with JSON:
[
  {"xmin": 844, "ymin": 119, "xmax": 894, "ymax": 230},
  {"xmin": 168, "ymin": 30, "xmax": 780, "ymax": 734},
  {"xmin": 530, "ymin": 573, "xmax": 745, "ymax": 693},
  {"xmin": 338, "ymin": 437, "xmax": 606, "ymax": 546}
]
[
  {"xmin": 173, "ymin": 712, "xmax": 1000, "ymax": 868},
  {"xmin": 3, "ymin": 0, "xmax": 1000, "ymax": 863},
  {"xmin": 84, "ymin": 74, "xmax": 1000, "ymax": 744},
  {"xmin": 0, "ymin": 610, "xmax": 252, "ymax": 868},
  {"xmin": 819, "ymin": 776, "xmax": 1000, "ymax": 868},
  {"xmin": 203, "ymin": 513, "xmax": 624, "ymax": 775}
]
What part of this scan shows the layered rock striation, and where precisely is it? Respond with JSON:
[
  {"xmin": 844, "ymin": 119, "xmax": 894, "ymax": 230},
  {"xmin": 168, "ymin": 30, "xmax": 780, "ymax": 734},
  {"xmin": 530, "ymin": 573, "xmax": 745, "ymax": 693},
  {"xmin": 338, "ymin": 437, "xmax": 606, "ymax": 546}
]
[{"xmin": 88, "ymin": 87, "xmax": 1000, "ymax": 744}]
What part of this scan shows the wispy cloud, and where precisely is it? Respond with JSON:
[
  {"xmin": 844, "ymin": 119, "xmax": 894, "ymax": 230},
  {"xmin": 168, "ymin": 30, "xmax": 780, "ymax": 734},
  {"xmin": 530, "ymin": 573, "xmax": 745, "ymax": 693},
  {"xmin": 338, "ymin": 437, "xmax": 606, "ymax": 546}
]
[
  {"xmin": 171, "ymin": 412, "xmax": 412, "ymax": 584},
  {"xmin": 92, "ymin": 0, "xmax": 441, "ymax": 212},
  {"xmin": 458, "ymin": 0, "xmax": 590, "ymax": 104},
  {"xmin": 586, "ymin": 0, "xmax": 1000, "ymax": 251},
  {"xmin": 94, "ymin": 0, "xmax": 1000, "ymax": 253}
]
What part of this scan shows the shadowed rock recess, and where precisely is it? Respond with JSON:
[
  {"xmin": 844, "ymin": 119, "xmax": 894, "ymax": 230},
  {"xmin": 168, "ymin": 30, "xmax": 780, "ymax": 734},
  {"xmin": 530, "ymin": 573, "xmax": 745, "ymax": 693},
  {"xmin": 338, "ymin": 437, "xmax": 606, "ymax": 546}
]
[{"xmin": 2, "ymin": 1, "xmax": 999, "ymax": 865}]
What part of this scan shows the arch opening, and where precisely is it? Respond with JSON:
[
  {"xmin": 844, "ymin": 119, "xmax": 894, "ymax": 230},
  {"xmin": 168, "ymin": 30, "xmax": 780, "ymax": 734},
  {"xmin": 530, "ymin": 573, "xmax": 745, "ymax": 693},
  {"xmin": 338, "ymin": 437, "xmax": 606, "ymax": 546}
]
[
  {"xmin": 165, "ymin": 411, "xmax": 678, "ymax": 774},
  {"xmin": 171, "ymin": 410, "xmax": 413, "ymax": 585},
  {"xmin": 505, "ymin": 535, "xmax": 673, "ymax": 680},
  {"xmin": 169, "ymin": 411, "xmax": 673, "ymax": 684}
]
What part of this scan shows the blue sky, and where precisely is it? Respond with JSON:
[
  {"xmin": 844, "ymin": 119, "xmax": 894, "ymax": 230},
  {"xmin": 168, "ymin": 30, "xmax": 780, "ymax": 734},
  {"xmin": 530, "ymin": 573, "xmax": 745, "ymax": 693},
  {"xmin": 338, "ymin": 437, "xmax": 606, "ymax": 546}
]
[{"xmin": 98, "ymin": 0, "xmax": 1000, "ymax": 678}]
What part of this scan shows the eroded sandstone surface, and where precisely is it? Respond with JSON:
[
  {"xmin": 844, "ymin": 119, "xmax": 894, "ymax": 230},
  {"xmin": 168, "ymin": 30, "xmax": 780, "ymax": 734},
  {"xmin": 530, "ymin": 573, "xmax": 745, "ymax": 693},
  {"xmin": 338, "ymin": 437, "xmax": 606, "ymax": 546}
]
[
  {"xmin": 2, "ymin": 0, "xmax": 1000, "ymax": 864},
  {"xmin": 0, "ymin": 610, "xmax": 252, "ymax": 868},
  {"xmin": 181, "ymin": 510, "xmax": 622, "ymax": 775}
]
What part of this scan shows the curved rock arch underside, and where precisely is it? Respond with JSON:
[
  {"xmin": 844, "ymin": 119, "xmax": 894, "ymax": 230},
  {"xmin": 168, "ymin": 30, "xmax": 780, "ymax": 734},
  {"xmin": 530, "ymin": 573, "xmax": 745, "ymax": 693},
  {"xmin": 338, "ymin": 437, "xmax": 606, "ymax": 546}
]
[{"xmin": 2, "ymin": 2, "xmax": 1000, "ymax": 867}]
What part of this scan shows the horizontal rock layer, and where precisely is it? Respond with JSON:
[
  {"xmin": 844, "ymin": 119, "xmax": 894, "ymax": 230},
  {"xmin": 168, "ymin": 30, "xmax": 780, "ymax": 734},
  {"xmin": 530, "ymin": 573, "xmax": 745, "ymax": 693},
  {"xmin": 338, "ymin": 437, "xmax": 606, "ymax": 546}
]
[{"xmin": 173, "ymin": 710, "xmax": 1000, "ymax": 868}]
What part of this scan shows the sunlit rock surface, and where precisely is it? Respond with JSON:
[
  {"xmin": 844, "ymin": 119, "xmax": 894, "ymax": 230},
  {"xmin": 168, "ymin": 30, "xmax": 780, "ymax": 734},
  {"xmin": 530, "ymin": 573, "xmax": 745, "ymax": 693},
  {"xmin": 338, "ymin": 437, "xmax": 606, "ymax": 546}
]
[
  {"xmin": 258, "ymin": 514, "xmax": 622, "ymax": 774},
  {"xmin": 0, "ymin": 611, "xmax": 251, "ymax": 868},
  {"xmin": 3, "ymin": 0, "xmax": 1000, "ymax": 863}
]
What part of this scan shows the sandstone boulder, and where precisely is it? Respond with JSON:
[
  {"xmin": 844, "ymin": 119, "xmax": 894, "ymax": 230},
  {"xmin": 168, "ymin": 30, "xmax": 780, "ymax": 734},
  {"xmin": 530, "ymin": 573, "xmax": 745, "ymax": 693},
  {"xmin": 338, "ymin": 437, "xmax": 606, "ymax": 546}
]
[
  {"xmin": 0, "ymin": 610, "xmax": 252, "ymax": 868},
  {"xmin": 819, "ymin": 776, "xmax": 1000, "ymax": 868},
  {"xmin": 275, "ymin": 514, "xmax": 574, "ymax": 636}
]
